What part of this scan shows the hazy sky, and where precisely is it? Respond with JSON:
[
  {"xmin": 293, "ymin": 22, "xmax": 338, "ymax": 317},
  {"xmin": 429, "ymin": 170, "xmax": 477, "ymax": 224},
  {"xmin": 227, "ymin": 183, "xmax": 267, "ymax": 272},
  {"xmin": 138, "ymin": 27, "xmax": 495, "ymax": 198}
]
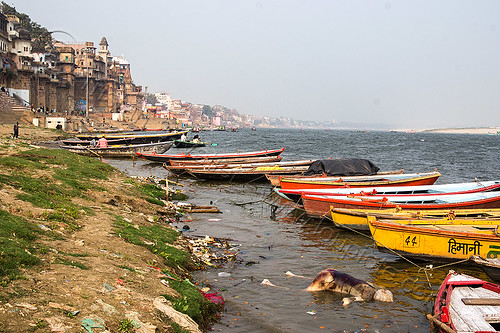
[{"xmin": 15, "ymin": 1, "xmax": 500, "ymax": 128}]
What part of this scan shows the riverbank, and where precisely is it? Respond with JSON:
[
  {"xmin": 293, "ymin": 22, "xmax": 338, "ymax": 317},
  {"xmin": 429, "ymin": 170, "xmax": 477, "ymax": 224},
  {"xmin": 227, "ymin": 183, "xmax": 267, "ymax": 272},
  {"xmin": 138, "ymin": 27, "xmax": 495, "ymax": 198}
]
[
  {"xmin": 0, "ymin": 124, "xmax": 220, "ymax": 332},
  {"xmin": 393, "ymin": 127, "xmax": 500, "ymax": 135}
]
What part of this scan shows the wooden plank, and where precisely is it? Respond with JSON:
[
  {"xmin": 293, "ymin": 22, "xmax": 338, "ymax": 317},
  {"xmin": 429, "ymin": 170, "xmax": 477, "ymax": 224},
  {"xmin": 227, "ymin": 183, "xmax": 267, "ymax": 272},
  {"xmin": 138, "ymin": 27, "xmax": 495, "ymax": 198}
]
[
  {"xmin": 463, "ymin": 298, "xmax": 500, "ymax": 305},
  {"xmin": 484, "ymin": 313, "xmax": 500, "ymax": 323}
]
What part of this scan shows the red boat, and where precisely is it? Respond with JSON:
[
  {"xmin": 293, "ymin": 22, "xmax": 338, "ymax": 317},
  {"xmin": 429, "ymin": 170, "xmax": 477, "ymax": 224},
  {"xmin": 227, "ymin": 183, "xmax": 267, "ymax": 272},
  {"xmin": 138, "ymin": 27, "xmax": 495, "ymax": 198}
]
[
  {"xmin": 136, "ymin": 148, "xmax": 285, "ymax": 163},
  {"xmin": 277, "ymin": 181, "xmax": 500, "ymax": 202},
  {"xmin": 430, "ymin": 270, "xmax": 500, "ymax": 333},
  {"xmin": 279, "ymin": 171, "xmax": 441, "ymax": 190},
  {"xmin": 169, "ymin": 155, "xmax": 283, "ymax": 166},
  {"xmin": 302, "ymin": 191, "xmax": 500, "ymax": 218}
]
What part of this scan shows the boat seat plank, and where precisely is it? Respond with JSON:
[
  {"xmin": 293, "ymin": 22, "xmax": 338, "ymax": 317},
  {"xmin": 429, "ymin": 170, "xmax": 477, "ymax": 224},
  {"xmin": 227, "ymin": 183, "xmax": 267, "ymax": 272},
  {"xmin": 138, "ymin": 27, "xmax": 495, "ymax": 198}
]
[
  {"xmin": 483, "ymin": 313, "xmax": 500, "ymax": 323},
  {"xmin": 450, "ymin": 287, "xmax": 500, "ymax": 332},
  {"xmin": 463, "ymin": 298, "xmax": 500, "ymax": 305}
]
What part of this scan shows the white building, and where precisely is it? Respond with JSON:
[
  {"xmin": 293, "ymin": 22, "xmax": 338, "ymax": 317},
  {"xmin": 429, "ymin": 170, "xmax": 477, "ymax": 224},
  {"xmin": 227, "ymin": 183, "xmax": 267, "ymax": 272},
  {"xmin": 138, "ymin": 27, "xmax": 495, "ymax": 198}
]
[{"xmin": 154, "ymin": 92, "xmax": 173, "ymax": 110}]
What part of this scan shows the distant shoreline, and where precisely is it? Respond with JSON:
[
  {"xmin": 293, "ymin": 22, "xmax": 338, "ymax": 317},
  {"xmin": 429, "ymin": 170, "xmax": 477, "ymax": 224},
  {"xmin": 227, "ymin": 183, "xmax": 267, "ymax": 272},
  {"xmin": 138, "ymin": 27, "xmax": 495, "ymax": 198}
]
[{"xmin": 389, "ymin": 127, "xmax": 500, "ymax": 135}]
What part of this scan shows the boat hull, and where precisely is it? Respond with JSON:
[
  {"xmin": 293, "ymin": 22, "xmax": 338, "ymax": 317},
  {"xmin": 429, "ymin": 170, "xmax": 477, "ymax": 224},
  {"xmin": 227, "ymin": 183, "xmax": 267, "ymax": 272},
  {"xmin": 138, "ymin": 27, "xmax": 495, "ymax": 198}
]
[
  {"xmin": 470, "ymin": 256, "xmax": 500, "ymax": 282},
  {"xmin": 331, "ymin": 207, "xmax": 500, "ymax": 231},
  {"xmin": 279, "ymin": 172, "xmax": 440, "ymax": 190},
  {"xmin": 433, "ymin": 271, "xmax": 500, "ymax": 333},
  {"xmin": 61, "ymin": 141, "xmax": 173, "ymax": 157},
  {"xmin": 185, "ymin": 166, "xmax": 309, "ymax": 182},
  {"xmin": 173, "ymin": 140, "xmax": 207, "ymax": 148},
  {"xmin": 368, "ymin": 220, "xmax": 500, "ymax": 261},
  {"xmin": 303, "ymin": 192, "xmax": 500, "ymax": 219},
  {"xmin": 137, "ymin": 148, "xmax": 285, "ymax": 163},
  {"xmin": 170, "ymin": 156, "xmax": 283, "ymax": 166},
  {"xmin": 61, "ymin": 138, "xmax": 132, "ymax": 146},
  {"xmin": 76, "ymin": 130, "xmax": 188, "ymax": 144}
]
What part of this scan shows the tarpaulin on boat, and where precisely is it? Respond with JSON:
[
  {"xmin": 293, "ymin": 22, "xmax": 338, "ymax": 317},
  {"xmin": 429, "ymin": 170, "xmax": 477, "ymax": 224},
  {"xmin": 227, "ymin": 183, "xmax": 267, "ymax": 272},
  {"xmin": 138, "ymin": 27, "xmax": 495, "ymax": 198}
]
[{"xmin": 304, "ymin": 158, "xmax": 380, "ymax": 176}]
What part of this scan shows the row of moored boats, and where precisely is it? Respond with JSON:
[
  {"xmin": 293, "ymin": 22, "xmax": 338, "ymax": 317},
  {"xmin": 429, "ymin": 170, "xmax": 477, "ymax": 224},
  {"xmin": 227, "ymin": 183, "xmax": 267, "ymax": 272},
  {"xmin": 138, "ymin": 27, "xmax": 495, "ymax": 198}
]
[
  {"xmin": 61, "ymin": 142, "xmax": 500, "ymax": 332},
  {"xmin": 140, "ymin": 148, "xmax": 500, "ymax": 333}
]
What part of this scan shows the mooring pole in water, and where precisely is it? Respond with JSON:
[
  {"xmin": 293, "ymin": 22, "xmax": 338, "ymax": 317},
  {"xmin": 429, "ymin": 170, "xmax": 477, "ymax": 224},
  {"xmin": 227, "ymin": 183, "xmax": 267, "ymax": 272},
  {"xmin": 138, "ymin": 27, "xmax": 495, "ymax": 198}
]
[
  {"xmin": 132, "ymin": 155, "xmax": 135, "ymax": 166},
  {"xmin": 165, "ymin": 176, "xmax": 169, "ymax": 203}
]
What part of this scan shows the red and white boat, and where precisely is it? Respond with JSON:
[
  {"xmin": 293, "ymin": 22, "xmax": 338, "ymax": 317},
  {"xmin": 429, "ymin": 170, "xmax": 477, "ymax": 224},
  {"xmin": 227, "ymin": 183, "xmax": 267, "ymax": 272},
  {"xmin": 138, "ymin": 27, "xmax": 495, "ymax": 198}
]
[
  {"xmin": 277, "ymin": 181, "xmax": 500, "ymax": 202},
  {"xmin": 302, "ymin": 191, "xmax": 500, "ymax": 218},
  {"xmin": 431, "ymin": 270, "xmax": 500, "ymax": 333}
]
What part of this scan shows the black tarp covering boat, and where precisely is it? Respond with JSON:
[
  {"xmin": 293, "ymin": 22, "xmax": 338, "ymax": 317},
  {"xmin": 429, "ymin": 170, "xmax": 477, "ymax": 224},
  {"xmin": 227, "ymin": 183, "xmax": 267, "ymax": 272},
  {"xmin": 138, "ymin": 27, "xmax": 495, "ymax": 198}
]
[{"xmin": 304, "ymin": 158, "xmax": 380, "ymax": 176}]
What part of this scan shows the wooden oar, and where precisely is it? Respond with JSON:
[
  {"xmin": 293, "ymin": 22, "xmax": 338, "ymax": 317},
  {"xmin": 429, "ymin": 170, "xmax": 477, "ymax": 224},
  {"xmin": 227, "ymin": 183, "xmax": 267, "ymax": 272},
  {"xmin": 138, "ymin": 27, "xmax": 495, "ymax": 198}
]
[
  {"xmin": 166, "ymin": 179, "xmax": 186, "ymax": 187},
  {"xmin": 426, "ymin": 314, "xmax": 454, "ymax": 333},
  {"xmin": 83, "ymin": 146, "xmax": 106, "ymax": 163}
]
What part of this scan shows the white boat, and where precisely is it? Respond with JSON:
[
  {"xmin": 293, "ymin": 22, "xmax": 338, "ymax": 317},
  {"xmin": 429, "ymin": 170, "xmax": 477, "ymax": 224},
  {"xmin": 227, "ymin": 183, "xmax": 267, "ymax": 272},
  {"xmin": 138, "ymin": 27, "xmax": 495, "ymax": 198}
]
[
  {"xmin": 431, "ymin": 270, "xmax": 500, "ymax": 333},
  {"xmin": 277, "ymin": 181, "xmax": 500, "ymax": 201}
]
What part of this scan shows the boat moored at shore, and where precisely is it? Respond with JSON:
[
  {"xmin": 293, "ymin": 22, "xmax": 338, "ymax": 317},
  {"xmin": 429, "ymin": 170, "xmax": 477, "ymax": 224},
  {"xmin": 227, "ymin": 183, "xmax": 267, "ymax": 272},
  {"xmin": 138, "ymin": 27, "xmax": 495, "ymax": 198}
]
[{"xmin": 136, "ymin": 148, "xmax": 285, "ymax": 163}]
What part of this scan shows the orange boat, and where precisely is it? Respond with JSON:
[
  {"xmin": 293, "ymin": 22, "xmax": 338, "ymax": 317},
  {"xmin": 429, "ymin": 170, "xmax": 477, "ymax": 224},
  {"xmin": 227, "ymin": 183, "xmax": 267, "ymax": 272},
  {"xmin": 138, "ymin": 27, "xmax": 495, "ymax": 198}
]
[{"xmin": 279, "ymin": 171, "xmax": 441, "ymax": 190}]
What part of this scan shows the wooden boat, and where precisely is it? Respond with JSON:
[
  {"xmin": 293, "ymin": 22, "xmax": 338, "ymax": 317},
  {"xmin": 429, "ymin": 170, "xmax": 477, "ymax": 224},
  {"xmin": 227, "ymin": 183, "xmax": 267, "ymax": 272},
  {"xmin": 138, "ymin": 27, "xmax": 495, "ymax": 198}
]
[
  {"xmin": 368, "ymin": 217, "xmax": 500, "ymax": 261},
  {"xmin": 172, "ymin": 140, "xmax": 207, "ymax": 148},
  {"xmin": 267, "ymin": 169, "xmax": 405, "ymax": 187},
  {"xmin": 165, "ymin": 160, "xmax": 314, "ymax": 174},
  {"xmin": 136, "ymin": 148, "xmax": 285, "ymax": 163},
  {"xmin": 303, "ymin": 192, "xmax": 500, "ymax": 219},
  {"xmin": 430, "ymin": 271, "xmax": 500, "ymax": 332},
  {"xmin": 471, "ymin": 256, "xmax": 500, "ymax": 282},
  {"xmin": 169, "ymin": 155, "xmax": 283, "ymax": 166},
  {"xmin": 279, "ymin": 171, "xmax": 441, "ymax": 190},
  {"xmin": 75, "ymin": 130, "xmax": 189, "ymax": 144},
  {"xmin": 61, "ymin": 137, "xmax": 132, "ymax": 146},
  {"xmin": 331, "ymin": 207, "xmax": 500, "ymax": 231},
  {"xmin": 184, "ymin": 165, "xmax": 311, "ymax": 182},
  {"xmin": 278, "ymin": 181, "xmax": 500, "ymax": 202},
  {"xmin": 61, "ymin": 141, "xmax": 173, "ymax": 157}
]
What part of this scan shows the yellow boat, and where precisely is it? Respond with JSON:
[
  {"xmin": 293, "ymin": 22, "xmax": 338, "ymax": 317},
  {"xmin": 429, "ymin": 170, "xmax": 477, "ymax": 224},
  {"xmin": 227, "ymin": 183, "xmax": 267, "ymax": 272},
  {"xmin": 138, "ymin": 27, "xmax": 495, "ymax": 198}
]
[
  {"xmin": 368, "ymin": 217, "xmax": 500, "ymax": 261},
  {"xmin": 330, "ymin": 207, "xmax": 500, "ymax": 231}
]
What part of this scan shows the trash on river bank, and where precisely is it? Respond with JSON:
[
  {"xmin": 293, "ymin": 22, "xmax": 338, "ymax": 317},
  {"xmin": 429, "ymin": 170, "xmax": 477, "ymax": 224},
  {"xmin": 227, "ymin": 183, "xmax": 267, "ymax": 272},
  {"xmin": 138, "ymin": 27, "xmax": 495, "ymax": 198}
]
[
  {"xmin": 186, "ymin": 235, "xmax": 240, "ymax": 266},
  {"xmin": 177, "ymin": 202, "xmax": 221, "ymax": 213},
  {"xmin": 81, "ymin": 317, "xmax": 106, "ymax": 332},
  {"xmin": 260, "ymin": 279, "xmax": 290, "ymax": 290},
  {"xmin": 157, "ymin": 202, "xmax": 221, "ymax": 217},
  {"xmin": 200, "ymin": 290, "xmax": 225, "ymax": 305}
]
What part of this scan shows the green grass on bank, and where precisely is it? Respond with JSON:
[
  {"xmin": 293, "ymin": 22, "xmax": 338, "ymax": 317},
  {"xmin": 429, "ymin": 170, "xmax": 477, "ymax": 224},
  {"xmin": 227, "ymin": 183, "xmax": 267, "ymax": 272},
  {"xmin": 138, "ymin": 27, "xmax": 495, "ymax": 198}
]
[
  {"xmin": 0, "ymin": 148, "xmax": 114, "ymax": 283},
  {"xmin": 0, "ymin": 148, "xmax": 113, "ymax": 225},
  {"xmin": 0, "ymin": 148, "xmax": 178, "ymax": 279},
  {"xmin": 0, "ymin": 209, "xmax": 42, "ymax": 285},
  {"xmin": 0, "ymin": 146, "xmax": 221, "ymax": 327},
  {"xmin": 113, "ymin": 215, "xmax": 190, "ymax": 269}
]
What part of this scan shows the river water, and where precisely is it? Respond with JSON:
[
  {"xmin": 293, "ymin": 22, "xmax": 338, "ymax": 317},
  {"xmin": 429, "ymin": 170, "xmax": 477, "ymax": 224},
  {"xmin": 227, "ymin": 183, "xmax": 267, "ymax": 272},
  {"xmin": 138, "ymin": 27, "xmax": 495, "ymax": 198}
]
[{"xmin": 107, "ymin": 128, "xmax": 500, "ymax": 333}]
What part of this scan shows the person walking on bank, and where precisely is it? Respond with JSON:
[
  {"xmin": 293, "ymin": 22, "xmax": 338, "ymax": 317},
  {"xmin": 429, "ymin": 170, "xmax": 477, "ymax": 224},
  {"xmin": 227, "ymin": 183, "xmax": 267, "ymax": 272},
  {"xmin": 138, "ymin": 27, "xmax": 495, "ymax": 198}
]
[
  {"xmin": 97, "ymin": 137, "xmax": 108, "ymax": 148},
  {"xmin": 13, "ymin": 122, "xmax": 19, "ymax": 138}
]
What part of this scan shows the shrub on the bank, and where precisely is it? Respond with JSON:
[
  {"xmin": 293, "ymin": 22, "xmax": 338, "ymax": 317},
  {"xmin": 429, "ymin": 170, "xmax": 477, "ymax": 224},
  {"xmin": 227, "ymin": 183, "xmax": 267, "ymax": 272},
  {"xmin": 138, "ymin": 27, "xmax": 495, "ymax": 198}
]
[
  {"xmin": 163, "ymin": 278, "xmax": 222, "ymax": 330},
  {"xmin": 138, "ymin": 183, "xmax": 168, "ymax": 205}
]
